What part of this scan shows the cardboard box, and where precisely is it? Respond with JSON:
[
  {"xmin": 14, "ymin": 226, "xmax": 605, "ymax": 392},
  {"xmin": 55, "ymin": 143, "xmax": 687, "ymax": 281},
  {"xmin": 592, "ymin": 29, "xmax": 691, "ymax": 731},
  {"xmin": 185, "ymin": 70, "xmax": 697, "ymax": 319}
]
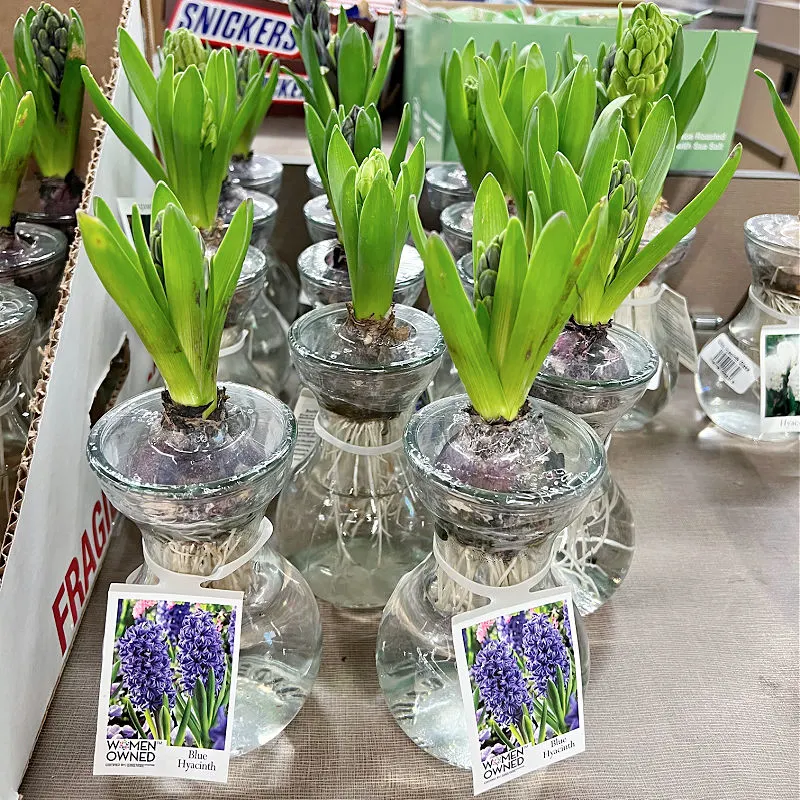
[
  {"xmin": 405, "ymin": 3, "xmax": 757, "ymax": 172},
  {"xmin": 0, "ymin": 1, "xmax": 155, "ymax": 796}
]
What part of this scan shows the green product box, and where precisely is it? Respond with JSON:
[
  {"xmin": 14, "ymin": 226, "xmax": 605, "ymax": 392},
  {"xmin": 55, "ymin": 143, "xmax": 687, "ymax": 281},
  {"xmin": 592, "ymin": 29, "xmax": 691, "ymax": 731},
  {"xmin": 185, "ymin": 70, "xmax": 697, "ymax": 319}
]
[{"xmin": 404, "ymin": 10, "xmax": 756, "ymax": 173}]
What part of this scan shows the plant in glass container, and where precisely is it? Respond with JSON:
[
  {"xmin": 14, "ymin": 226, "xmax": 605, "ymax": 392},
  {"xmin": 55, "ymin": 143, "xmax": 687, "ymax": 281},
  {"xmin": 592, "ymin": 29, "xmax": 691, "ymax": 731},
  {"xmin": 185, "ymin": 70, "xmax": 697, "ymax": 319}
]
[
  {"xmin": 11, "ymin": 3, "xmax": 86, "ymax": 232},
  {"xmin": 438, "ymin": 40, "xmax": 548, "ymax": 256},
  {"xmin": 376, "ymin": 173, "xmax": 608, "ymax": 768},
  {"xmin": 82, "ymin": 30, "xmax": 293, "ymax": 399},
  {"xmin": 274, "ymin": 131, "xmax": 445, "ymax": 609},
  {"xmin": 299, "ymin": 102, "xmax": 425, "ymax": 307},
  {"xmin": 696, "ymin": 70, "xmax": 800, "ymax": 442},
  {"xmin": 287, "ymin": 0, "xmax": 397, "ymax": 196},
  {"xmin": 79, "ymin": 185, "xmax": 321, "ymax": 756},
  {"xmin": 478, "ymin": 64, "xmax": 740, "ymax": 612},
  {"xmin": 0, "ymin": 64, "xmax": 68, "ymax": 379}
]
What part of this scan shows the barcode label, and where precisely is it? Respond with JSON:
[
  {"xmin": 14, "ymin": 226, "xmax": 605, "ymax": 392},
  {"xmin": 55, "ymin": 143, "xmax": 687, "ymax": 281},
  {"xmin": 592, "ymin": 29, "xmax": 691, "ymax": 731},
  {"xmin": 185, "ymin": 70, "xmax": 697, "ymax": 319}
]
[
  {"xmin": 700, "ymin": 334, "xmax": 759, "ymax": 394},
  {"xmin": 292, "ymin": 388, "xmax": 320, "ymax": 468},
  {"xmin": 658, "ymin": 287, "xmax": 698, "ymax": 371}
]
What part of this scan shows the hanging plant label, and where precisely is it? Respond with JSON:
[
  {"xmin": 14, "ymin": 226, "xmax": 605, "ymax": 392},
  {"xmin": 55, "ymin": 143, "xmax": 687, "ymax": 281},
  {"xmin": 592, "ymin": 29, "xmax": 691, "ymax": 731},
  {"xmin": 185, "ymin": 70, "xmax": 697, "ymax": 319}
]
[
  {"xmin": 291, "ymin": 387, "xmax": 320, "ymax": 468},
  {"xmin": 760, "ymin": 324, "xmax": 800, "ymax": 434},
  {"xmin": 93, "ymin": 585, "xmax": 243, "ymax": 782},
  {"xmin": 700, "ymin": 333, "xmax": 759, "ymax": 394},
  {"xmin": 658, "ymin": 286, "xmax": 699, "ymax": 371},
  {"xmin": 452, "ymin": 587, "xmax": 586, "ymax": 795}
]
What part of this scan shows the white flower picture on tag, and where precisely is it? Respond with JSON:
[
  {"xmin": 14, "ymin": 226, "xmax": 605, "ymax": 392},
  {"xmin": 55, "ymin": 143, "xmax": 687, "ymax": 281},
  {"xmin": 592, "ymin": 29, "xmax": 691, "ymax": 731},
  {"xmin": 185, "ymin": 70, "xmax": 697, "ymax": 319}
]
[
  {"xmin": 760, "ymin": 325, "xmax": 800, "ymax": 434},
  {"xmin": 452, "ymin": 589, "xmax": 585, "ymax": 795},
  {"xmin": 94, "ymin": 586, "xmax": 243, "ymax": 783}
]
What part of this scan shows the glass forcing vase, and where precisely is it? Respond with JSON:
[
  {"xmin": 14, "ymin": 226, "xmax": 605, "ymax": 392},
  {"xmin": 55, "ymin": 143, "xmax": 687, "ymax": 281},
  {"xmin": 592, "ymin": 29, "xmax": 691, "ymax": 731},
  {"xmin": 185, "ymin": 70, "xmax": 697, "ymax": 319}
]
[
  {"xmin": 0, "ymin": 283, "xmax": 36, "ymax": 532},
  {"xmin": 696, "ymin": 214, "xmax": 800, "ymax": 442},
  {"xmin": 440, "ymin": 200, "xmax": 474, "ymax": 260},
  {"xmin": 425, "ymin": 164, "xmax": 472, "ymax": 215},
  {"xmin": 274, "ymin": 303, "xmax": 445, "ymax": 609},
  {"xmin": 376, "ymin": 396, "xmax": 605, "ymax": 768},
  {"xmin": 306, "ymin": 163, "xmax": 325, "ymax": 198},
  {"xmin": 614, "ymin": 284, "xmax": 680, "ymax": 430},
  {"xmin": 297, "ymin": 239, "xmax": 424, "ymax": 309},
  {"xmin": 218, "ymin": 182, "xmax": 278, "ymax": 252},
  {"xmin": 228, "ymin": 153, "xmax": 283, "ymax": 198},
  {"xmin": 531, "ymin": 323, "xmax": 659, "ymax": 615},
  {"xmin": 86, "ymin": 384, "xmax": 322, "ymax": 756},
  {"xmin": 302, "ymin": 195, "xmax": 337, "ymax": 243}
]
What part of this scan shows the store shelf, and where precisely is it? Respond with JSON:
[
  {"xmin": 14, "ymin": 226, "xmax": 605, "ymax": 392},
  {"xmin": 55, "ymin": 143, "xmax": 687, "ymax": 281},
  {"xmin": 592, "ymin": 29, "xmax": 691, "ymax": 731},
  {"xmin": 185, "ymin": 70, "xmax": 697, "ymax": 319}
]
[{"xmin": 20, "ymin": 375, "xmax": 799, "ymax": 799}]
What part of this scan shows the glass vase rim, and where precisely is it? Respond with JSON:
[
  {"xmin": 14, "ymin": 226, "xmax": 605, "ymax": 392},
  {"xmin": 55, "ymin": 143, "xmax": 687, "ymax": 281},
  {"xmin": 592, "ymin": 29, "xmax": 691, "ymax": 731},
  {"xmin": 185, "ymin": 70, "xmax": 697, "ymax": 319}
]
[
  {"xmin": 440, "ymin": 199, "xmax": 475, "ymax": 238},
  {"xmin": 86, "ymin": 382, "xmax": 296, "ymax": 498},
  {"xmin": 403, "ymin": 394, "xmax": 606, "ymax": 511},
  {"xmin": 288, "ymin": 302, "xmax": 446, "ymax": 373},
  {"xmin": 298, "ymin": 239, "xmax": 424, "ymax": 292},
  {"xmin": 744, "ymin": 213, "xmax": 800, "ymax": 257},
  {"xmin": 0, "ymin": 221, "xmax": 68, "ymax": 275},
  {"xmin": 0, "ymin": 282, "xmax": 38, "ymax": 336},
  {"xmin": 536, "ymin": 323, "xmax": 660, "ymax": 393}
]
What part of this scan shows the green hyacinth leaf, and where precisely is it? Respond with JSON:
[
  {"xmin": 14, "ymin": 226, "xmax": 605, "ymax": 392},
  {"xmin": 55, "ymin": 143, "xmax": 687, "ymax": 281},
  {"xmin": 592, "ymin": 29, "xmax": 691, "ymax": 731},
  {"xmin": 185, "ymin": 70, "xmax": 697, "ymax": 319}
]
[
  {"xmin": 472, "ymin": 172, "xmax": 509, "ymax": 278},
  {"xmin": 550, "ymin": 152, "xmax": 588, "ymax": 234},
  {"xmin": 755, "ymin": 69, "xmax": 800, "ymax": 172}
]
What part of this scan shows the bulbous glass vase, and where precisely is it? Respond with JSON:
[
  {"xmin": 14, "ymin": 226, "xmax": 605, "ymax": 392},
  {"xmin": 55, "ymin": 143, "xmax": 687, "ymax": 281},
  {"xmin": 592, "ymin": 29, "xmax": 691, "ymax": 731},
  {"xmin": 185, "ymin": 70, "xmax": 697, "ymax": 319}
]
[
  {"xmin": 0, "ymin": 283, "xmax": 36, "ymax": 531},
  {"xmin": 306, "ymin": 163, "xmax": 325, "ymax": 198},
  {"xmin": 274, "ymin": 303, "xmax": 445, "ymax": 609},
  {"xmin": 532, "ymin": 323, "xmax": 659, "ymax": 615},
  {"xmin": 425, "ymin": 164, "xmax": 472, "ymax": 215},
  {"xmin": 302, "ymin": 195, "xmax": 337, "ymax": 243},
  {"xmin": 440, "ymin": 201, "xmax": 474, "ymax": 260},
  {"xmin": 376, "ymin": 395, "xmax": 605, "ymax": 768},
  {"xmin": 696, "ymin": 214, "xmax": 799, "ymax": 442},
  {"xmin": 228, "ymin": 153, "xmax": 283, "ymax": 198},
  {"xmin": 297, "ymin": 239, "xmax": 424, "ymax": 309},
  {"xmin": 87, "ymin": 384, "xmax": 322, "ymax": 756}
]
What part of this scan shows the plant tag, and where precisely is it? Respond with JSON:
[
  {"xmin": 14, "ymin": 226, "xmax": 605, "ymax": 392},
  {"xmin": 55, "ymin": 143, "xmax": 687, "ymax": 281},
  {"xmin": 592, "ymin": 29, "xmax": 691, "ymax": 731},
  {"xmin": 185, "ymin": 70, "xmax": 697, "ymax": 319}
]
[
  {"xmin": 292, "ymin": 388, "xmax": 319, "ymax": 468},
  {"xmin": 658, "ymin": 286, "xmax": 698, "ymax": 371},
  {"xmin": 700, "ymin": 333, "xmax": 759, "ymax": 394},
  {"xmin": 760, "ymin": 324, "xmax": 800, "ymax": 434},
  {"xmin": 647, "ymin": 356, "xmax": 663, "ymax": 391},
  {"xmin": 452, "ymin": 588, "xmax": 585, "ymax": 795},
  {"xmin": 94, "ymin": 585, "xmax": 243, "ymax": 783}
]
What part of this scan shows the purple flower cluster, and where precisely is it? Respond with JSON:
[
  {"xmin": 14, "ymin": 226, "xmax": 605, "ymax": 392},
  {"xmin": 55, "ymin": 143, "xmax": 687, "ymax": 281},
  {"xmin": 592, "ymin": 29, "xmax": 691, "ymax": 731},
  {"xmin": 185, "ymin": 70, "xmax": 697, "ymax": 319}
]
[
  {"xmin": 497, "ymin": 611, "xmax": 527, "ymax": 653},
  {"xmin": 227, "ymin": 607, "xmax": 237, "ymax": 653},
  {"xmin": 470, "ymin": 640, "xmax": 530, "ymax": 727},
  {"xmin": 522, "ymin": 613, "xmax": 571, "ymax": 696},
  {"xmin": 177, "ymin": 610, "xmax": 226, "ymax": 693},
  {"xmin": 116, "ymin": 620, "xmax": 176, "ymax": 712},
  {"xmin": 156, "ymin": 601, "xmax": 190, "ymax": 645},
  {"xmin": 562, "ymin": 607, "xmax": 573, "ymax": 647},
  {"xmin": 209, "ymin": 708, "xmax": 228, "ymax": 750}
]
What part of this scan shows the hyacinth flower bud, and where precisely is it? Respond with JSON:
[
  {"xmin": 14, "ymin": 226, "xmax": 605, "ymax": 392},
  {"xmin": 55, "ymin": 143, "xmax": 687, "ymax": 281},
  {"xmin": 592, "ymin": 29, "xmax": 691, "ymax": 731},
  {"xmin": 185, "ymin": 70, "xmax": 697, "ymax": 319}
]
[
  {"xmin": 355, "ymin": 149, "xmax": 392, "ymax": 216},
  {"xmin": 608, "ymin": 159, "xmax": 639, "ymax": 266},
  {"xmin": 163, "ymin": 27, "xmax": 209, "ymax": 73},
  {"xmin": 474, "ymin": 230, "xmax": 503, "ymax": 316}
]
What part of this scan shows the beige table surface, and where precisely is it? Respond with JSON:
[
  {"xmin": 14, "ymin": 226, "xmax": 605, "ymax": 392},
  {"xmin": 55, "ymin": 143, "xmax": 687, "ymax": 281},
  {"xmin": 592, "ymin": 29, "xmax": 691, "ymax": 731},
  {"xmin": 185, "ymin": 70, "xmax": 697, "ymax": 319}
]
[{"xmin": 20, "ymin": 375, "xmax": 800, "ymax": 800}]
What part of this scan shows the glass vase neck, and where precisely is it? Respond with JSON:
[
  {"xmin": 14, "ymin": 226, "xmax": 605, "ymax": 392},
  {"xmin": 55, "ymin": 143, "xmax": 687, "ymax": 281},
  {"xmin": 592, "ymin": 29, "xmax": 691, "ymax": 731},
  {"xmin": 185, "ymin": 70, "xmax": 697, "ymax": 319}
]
[{"xmin": 315, "ymin": 406, "xmax": 410, "ymax": 445}]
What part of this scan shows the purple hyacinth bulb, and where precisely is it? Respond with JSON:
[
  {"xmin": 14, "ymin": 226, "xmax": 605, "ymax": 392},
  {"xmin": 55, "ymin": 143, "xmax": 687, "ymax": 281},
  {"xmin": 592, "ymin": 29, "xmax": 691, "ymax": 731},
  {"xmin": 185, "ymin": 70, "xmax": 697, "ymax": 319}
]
[
  {"xmin": 116, "ymin": 620, "xmax": 176, "ymax": 712},
  {"xmin": 177, "ymin": 610, "xmax": 226, "ymax": 693},
  {"xmin": 522, "ymin": 613, "xmax": 571, "ymax": 697},
  {"xmin": 470, "ymin": 640, "xmax": 530, "ymax": 728},
  {"xmin": 496, "ymin": 611, "xmax": 527, "ymax": 653},
  {"xmin": 156, "ymin": 601, "xmax": 190, "ymax": 645}
]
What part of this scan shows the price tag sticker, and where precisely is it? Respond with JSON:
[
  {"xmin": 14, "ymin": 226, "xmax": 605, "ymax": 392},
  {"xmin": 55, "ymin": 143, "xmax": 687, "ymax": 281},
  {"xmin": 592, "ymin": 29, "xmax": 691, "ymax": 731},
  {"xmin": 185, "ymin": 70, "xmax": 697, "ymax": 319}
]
[
  {"xmin": 453, "ymin": 589, "xmax": 585, "ymax": 795},
  {"xmin": 94, "ymin": 586, "xmax": 243, "ymax": 783},
  {"xmin": 658, "ymin": 286, "xmax": 698, "ymax": 371},
  {"xmin": 700, "ymin": 333, "xmax": 759, "ymax": 394},
  {"xmin": 760, "ymin": 325, "xmax": 800, "ymax": 434}
]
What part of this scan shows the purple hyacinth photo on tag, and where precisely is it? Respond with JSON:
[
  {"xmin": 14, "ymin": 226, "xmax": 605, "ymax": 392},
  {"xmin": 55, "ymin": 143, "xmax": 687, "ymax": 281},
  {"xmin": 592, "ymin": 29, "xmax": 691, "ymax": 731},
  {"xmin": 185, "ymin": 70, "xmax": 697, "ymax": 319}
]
[
  {"xmin": 461, "ymin": 599, "xmax": 580, "ymax": 765},
  {"xmin": 107, "ymin": 597, "xmax": 237, "ymax": 751}
]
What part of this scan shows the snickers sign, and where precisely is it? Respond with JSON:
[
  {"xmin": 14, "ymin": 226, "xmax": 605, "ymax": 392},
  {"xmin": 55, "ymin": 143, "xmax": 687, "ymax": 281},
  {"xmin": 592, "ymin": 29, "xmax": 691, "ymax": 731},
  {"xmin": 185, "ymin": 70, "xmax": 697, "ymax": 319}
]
[{"xmin": 168, "ymin": 0, "xmax": 300, "ymax": 58}]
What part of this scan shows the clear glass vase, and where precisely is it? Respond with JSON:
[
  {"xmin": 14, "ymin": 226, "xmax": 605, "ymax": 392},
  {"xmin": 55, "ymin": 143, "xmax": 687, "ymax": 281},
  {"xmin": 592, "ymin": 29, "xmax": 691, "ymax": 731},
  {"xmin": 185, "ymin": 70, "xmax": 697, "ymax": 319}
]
[
  {"xmin": 218, "ymin": 181, "xmax": 278, "ymax": 252},
  {"xmin": 297, "ymin": 239, "xmax": 424, "ymax": 309},
  {"xmin": 274, "ymin": 303, "xmax": 445, "ymax": 609},
  {"xmin": 264, "ymin": 246, "xmax": 300, "ymax": 323},
  {"xmin": 0, "ymin": 222, "xmax": 68, "ymax": 338},
  {"xmin": 86, "ymin": 384, "xmax": 322, "ymax": 756},
  {"xmin": 228, "ymin": 154, "xmax": 283, "ymax": 198},
  {"xmin": 303, "ymin": 195, "xmax": 337, "ymax": 243},
  {"xmin": 640, "ymin": 208, "xmax": 696, "ymax": 286},
  {"xmin": 614, "ymin": 284, "xmax": 680, "ymax": 430},
  {"xmin": 531, "ymin": 323, "xmax": 659, "ymax": 615},
  {"xmin": 306, "ymin": 163, "xmax": 325, "ymax": 198},
  {"xmin": 0, "ymin": 283, "xmax": 36, "ymax": 531},
  {"xmin": 425, "ymin": 164, "xmax": 472, "ymax": 214},
  {"xmin": 376, "ymin": 395, "xmax": 605, "ymax": 768},
  {"xmin": 696, "ymin": 214, "xmax": 800, "ymax": 442},
  {"xmin": 440, "ymin": 200, "xmax": 474, "ymax": 260}
]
